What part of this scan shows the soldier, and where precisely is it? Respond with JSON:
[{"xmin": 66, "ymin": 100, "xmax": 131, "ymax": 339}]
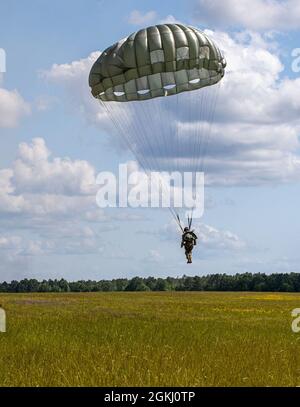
[{"xmin": 181, "ymin": 227, "xmax": 198, "ymax": 264}]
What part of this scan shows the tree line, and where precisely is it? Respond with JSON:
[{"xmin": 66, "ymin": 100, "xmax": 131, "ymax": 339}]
[{"xmin": 0, "ymin": 273, "xmax": 300, "ymax": 292}]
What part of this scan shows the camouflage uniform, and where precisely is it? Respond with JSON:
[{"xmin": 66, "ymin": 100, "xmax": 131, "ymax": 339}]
[{"xmin": 181, "ymin": 231, "xmax": 198, "ymax": 263}]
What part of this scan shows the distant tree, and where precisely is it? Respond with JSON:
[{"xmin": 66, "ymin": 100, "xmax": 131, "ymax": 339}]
[
  {"xmin": 114, "ymin": 279, "xmax": 128, "ymax": 291},
  {"xmin": 144, "ymin": 277, "xmax": 157, "ymax": 291},
  {"xmin": 125, "ymin": 277, "xmax": 150, "ymax": 292},
  {"xmin": 1, "ymin": 273, "xmax": 300, "ymax": 293},
  {"xmin": 154, "ymin": 278, "xmax": 170, "ymax": 291},
  {"xmin": 58, "ymin": 279, "xmax": 70, "ymax": 292}
]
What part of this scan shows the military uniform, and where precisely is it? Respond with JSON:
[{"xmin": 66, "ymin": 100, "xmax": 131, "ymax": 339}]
[{"xmin": 181, "ymin": 230, "xmax": 198, "ymax": 263}]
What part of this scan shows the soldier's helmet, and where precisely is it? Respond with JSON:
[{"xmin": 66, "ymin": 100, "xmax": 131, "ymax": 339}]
[{"xmin": 184, "ymin": 227, "xmax": 189, "ymax": 232}]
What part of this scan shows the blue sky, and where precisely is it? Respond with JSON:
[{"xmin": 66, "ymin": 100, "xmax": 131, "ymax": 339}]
[{"xmin": 0, "ymin": 0, "xmax": 300, "ymax": 281}]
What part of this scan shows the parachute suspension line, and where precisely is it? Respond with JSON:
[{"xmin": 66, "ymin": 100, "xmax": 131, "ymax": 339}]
[
  {"xmin": 100, "ymin": 98, "xmax": 182, "ymax": 229},
  {"xmin": 125, "ymin": 101, "xmax": 153, "ymax": 168},
  {"xmin": 176, "ymin": 213, "xmax": 184, "ymax": 233},
  {"xmin": 127, "ymin": 100, "xmax": 182, "ymax": 230},
  {"xmin": 199, "ymin": 81, "xmax": 221, "ymax": 173},
  {"xmin": 99, "ymin": 100, "xmax": 146, "ymax": 168},
  {"xmin": 157, "ymin": 94, "xmax": 180, "ymax": 228},
  {"xmin": 124, "ymin": 100, "xmax": 158, "ymax": 172},
  {"xmin": 154, "ymin": 93, "xmax": 171, "ymax": 171},
  {"xmin": 100, "ymin": 100, "xmax": 163, "ymax": 203},
  {"xmin": 149, "ymin": 96, "xmax": 169, "ymax": 171},
  {"xmin": 200, "ymin": 81, "xmax": 221, "ymax": 173},
  {"xmin": 166, "ymin": 94, "xmax": 175, "ymax": 170},
  {"xmin": 166, "ymin": 92, "xmax": 188, "ymax": 231},
  {"xmin": 99, "ymin": 84, "xmax": 220, "ymax": 233},
  {"xmin": 189, "ymin": 90, "xmax": 196, "ymax": 173},
  {"xmin": 159, "ymin": 92, "xmax": 191, "ymax": 230},
  {"xmin": 128, "ymin": 96, "xmax": 185, "ymax": 233},
  {"xmin": 192, "ymin": 87, "xmax": 205, "ymax": 174},
  {"xmin": 175, "ymin": 93, "xmax": 180, "ymax": 174},
  {"xmin": 195, "ymin": 86, "xmax": 209, "ymax": 173},
  {"xmin": 188, "ymin": 207, "xmax": 194, "ymax": 229},
  {"xmin": 199, "ymin": 87, "xmax": 209, "ymax": 171},
  {"xmin": 143, "ymin": 99, "xmax": 180, "ymax": 223},
  {"xmin": 138, "ymin": 98, "xmax": 159, "ymax": 170},
  {"xmin": 135, "ymin": 98, "xmax": 184, "ymax": 228}
]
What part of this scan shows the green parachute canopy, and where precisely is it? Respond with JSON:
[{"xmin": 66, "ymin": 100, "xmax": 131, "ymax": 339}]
[{"xmin": 89, "ymin": 24, "xmax": 226, "ymax": 102}]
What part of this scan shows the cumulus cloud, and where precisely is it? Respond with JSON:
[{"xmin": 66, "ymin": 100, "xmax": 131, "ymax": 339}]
[
  {"xmin": 127, "ymin": 11, "xmax": 183, "ymax": 27},
  {"xmin": 0, "ymin": 138, "xmax": 149, "ymax": 278},
  {"xmin": 0, "ymin": 234, "xmax": 45, "ymax": 257},
  {"xmin": 0, "ymin": 138, "xmax": 107, "ymax": 278},
  {"xmin": 12, "ymin": 138, "xmax": 96, "ymax": 196},
  {"xmin": 127, "ymin": 10, "xmax": 157, "ymax": 26},
  {"xmin": 0, "ymin": 88, "xmax": 30, "ymax": 128},
  {"xmin": 141, "ymin": 221, "xmax": 246, "ymax": 252},
  {"xmin": 159, "ymin": 15, "xmax": 183, "ymax": 25},
  {"xmin": 41, "ymin": 52, "xmax": 107, "ymax": 126},
  {"xmin": 0, "ymin": 138, "xmax": 98, "ymax": 218},
  {"xmin": 194, "ymin": 0, "xmax": 300, "ymax": 31},
  {"xmin": 0, "ymin": 230, "xmax": 103, "ymax": 259},
  {"xmin": 0, "ymin": 235, "xmax": 22, "ymax": 251},
  {"xmin": 200, "ymin": 30, "xmax": 300, "ymax": 185},
  {"xmin": 197, "ymin": 223, "xmax": 246, "ymax": 250},
  {"xmin": 143, "ymin": 249, "xmax": 164, "ymax": 263}
]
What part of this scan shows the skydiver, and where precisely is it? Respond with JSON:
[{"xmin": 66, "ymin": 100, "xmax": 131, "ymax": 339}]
[{"xmin": 181, "ymin": 227, "xmax": 198, "ymax": 264}]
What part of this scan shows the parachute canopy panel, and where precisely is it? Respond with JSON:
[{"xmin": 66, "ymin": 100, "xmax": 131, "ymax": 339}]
[{"xmin": 89, "ymin": 24, "xmax": 226, "ymax": 102}]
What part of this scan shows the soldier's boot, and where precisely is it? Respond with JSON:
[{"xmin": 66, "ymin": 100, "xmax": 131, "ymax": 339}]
[{"xmin": 187, "ymin": 253, "xmax": 192, "ymax": 263}]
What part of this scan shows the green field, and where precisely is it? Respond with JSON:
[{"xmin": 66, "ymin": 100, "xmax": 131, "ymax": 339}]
[{"xmin": 0, "ymin": 291, "xmax": 300, "ymax": 386}]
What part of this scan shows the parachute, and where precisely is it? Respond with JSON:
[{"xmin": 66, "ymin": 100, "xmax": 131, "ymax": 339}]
[{"xmin": 89, "ymin": 24, "xmax": 226, "ymax": 229}]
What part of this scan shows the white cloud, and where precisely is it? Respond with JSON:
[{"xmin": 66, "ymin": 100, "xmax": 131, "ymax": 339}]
[
  {"xmin": 143, "ymin": 249, "xmax": 164, "ymax": 263},
  {"xmin": 0, "ymin": 231, "xmax": 102, "ymax": 258},
  {"xmin": 159, "ymin": 15, "xmax": 183, "ymax": 25},
  {"xmin": 127, "ymin": 10, "xmax": 157, "ymax": 26},
  {"xmin": 0, "ymin": 234, "xmax": 44, "ymax": 256},
  {"xmin": 0, "ymin": 138, "xmax": 98, "ymax": 217},
  {"xmin": 127, "ymin": 12, "xmax": 183, "ymax": 27},
  {"xmin": 13, "ymin": 138, "xmax": 96, "ymax": 196},
  {"xmin": 0, "ymin": 235, "xmax": 22, "ymax": 250},
  {"xmin": 194, "ymin": 0, "xmax": 300, "ymax": 31},
  {"xmin": 199, "ymin": 30, "xmax": 300, "ymax": 185},
  {"xmin": 0, "ymin": 88, "xmax": 30, "ymax": 128},
  {"xmin": 198, "ymin": 223, "xmax": 246, "ymax": 250},
  {"xmin": 143, "ymin": 221, "xmax": 246, "ymax": 252},
  {"xmin": 42, "ymin": 53, "xmax": 99, "ymax": 82},
  {"xmin": 0, "ymin": 138, "xmax": 149, "ymax": 277},
  {"xmin": 35, "ymin": 95, "xmax": 58, "ymax": 112},
  {"xmin": 42, "ymin": 52, "xmax": 106, "ymax": 126}
]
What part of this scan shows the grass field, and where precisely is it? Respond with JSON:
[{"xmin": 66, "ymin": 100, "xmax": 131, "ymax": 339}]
[{"xmin": 0, "ymin": 291, "xmax": 300, "ymax": 386}]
